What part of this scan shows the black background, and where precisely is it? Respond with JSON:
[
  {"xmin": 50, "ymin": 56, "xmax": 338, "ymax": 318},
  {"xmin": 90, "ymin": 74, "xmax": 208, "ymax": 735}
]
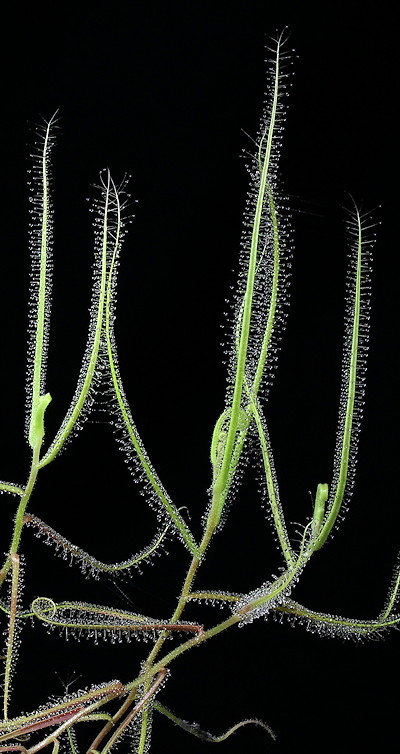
[{"xmin": 0, "ymin": 2, "xmax": 398, "ymax": 751}]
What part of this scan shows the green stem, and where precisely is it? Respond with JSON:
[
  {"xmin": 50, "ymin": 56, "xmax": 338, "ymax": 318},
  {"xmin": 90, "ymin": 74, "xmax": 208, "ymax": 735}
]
[
  {"xmin": 125, "ymin": 613, "xmax": 243, "ymax": 698},
  {"xmin": 3, "ymin": 554, "xmax": 19, "ymax": 720},
  {"xmin": 0, "ymin": 445, "xmax": 40, "ymax": 588}
]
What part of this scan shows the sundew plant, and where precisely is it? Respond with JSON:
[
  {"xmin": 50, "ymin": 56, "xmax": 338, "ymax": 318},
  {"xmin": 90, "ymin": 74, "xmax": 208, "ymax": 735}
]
[{"xmin": 0, "ymin": 31, "xmax": 399, "ymax": 752}]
